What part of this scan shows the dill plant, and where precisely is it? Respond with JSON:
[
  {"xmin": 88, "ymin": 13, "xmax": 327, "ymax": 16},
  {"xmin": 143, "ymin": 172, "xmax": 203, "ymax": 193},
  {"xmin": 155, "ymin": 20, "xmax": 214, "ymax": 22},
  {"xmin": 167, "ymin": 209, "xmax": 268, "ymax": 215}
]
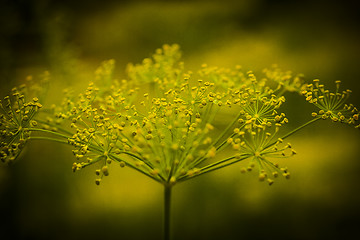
[{"xmin": 1, "ymin": 44, "xmax": 359, "ymax": 240}]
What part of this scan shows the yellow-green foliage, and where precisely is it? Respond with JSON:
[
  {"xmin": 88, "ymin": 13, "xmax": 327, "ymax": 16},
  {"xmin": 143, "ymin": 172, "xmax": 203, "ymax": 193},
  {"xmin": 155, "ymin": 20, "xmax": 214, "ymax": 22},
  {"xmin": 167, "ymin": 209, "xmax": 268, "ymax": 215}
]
[{"xmin": 1, "ymin": 44, "xmax": 359, "ymax": 186}]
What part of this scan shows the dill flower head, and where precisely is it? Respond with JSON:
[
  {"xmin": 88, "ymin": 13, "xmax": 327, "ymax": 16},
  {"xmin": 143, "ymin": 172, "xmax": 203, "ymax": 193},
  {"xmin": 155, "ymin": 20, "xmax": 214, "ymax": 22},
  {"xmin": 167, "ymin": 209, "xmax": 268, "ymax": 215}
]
[
  {"xmin": 235, "ymin": 125, "xmax": 294, "ymax": 185},
  {"xmin": 197, "ymin": 63, "xmax": 248, "ymax": 89},
  {"xmin": 0, "ymin": 82, "xmax": 44, "ymax": 164},
  {"xmin": 6, "ymin": 45, "xmax": 358, "ymax": 188},
  {"xmin": 234, "ymin": 72, "xmax": 287, "ymax": 128},
  {"xmin": 126, "ymin": 44, "xmax": 184, "ymax": 88},
  {"xmin": 57, "ymin": 45, "xmax": 302, "ymax": 186},
  {"xmin": 2, "ymin": 44, "xmax": 360, "ymax": 240},
  {"xmin": 302, "ymin": 79, "xmax": 359, "ymax": 127},
  {"xmin": 263, "ymin": 64, "xmax": 306, "ymax": 94}
]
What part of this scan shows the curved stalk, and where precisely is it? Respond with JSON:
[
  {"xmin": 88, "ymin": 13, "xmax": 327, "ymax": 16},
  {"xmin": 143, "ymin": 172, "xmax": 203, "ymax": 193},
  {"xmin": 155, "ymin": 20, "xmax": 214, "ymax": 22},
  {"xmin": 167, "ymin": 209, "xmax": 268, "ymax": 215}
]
[
  {"xmin": 29, "ymin": 136, "xmax": 69, "ymax": 145},
  {"xmin": 28, "ymin": 127, "xmax": 72, "ymax": 139},
  {"xmin": 34, "ymin": 118, "xmax": 74, "ymax": 135}
]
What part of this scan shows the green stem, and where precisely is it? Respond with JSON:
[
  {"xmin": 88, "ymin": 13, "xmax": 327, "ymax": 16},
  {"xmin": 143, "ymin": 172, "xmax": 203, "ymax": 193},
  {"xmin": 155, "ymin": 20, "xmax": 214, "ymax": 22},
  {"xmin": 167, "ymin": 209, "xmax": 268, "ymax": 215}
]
[
  {"xmin": 281, "ymin": 117, "xmax": 321, "ymax": 140},
  {"xmin": 34, "ymin": 118, "xmax": 74, "ymax": 135},
  {"xmin": 109, "ymin": 154, "xmax": 163, "ymax": 184},
  {"xmin": 28, "ymin": 127, "xmax": 71, "ymax": 139},
  {"xmin": 29, "ymin": 136, "xmax": 69, "ymax": 145},
  {"xmin": 164, "ymin": 184, "xmax": 172, "ymax": 240},
  {"xmin": 200, "ymin": 155, "xmax": 249, "ymax": 173},
  {"xmin": 264, "ymin": 117, "xmax": 322, "ymax": 151},
  {"xmin": 213, "ymin": 112, "xmax": 241, "ymax": 147},
  {"xmin": 177, "ymin": 154, "xmax": 250, "ymax": 183}
]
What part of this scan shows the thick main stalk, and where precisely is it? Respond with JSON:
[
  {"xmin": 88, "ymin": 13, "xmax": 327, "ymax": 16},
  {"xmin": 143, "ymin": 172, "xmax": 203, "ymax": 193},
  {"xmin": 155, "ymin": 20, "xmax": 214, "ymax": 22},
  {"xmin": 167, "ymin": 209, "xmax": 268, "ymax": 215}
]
[{"xmin": 164, "ymin": 184, "xmax": 172, "ymax": 240}]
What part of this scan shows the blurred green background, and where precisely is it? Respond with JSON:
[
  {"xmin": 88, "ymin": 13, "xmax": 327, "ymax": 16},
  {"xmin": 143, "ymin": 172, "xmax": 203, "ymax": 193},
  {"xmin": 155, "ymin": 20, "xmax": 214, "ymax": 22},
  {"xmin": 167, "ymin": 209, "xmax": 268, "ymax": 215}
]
[{"xmin": 1, "ymin": 0, "xmax": 360, "ymax": 239}]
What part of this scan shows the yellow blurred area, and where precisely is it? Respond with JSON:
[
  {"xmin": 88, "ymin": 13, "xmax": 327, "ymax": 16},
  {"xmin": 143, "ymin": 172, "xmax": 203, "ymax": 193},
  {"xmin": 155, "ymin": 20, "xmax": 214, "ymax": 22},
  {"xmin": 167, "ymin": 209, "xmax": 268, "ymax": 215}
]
[{"xmin": 1, "ymin": 0, "xmax": 360, "ymax": 239}]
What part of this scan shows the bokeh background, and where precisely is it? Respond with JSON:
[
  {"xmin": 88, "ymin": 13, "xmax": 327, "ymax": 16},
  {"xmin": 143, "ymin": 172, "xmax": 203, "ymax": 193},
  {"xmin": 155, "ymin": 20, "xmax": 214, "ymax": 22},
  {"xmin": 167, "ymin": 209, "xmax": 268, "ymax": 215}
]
[{"xmin": 1, "ymin": 0, "xmax": 360, "ymax": 239}]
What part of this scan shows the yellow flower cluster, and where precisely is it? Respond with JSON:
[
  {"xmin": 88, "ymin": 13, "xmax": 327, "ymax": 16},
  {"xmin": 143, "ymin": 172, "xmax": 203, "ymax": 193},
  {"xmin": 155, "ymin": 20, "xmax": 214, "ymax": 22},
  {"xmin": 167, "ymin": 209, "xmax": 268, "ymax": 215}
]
[
  {"xmin": 1, "ymin": 45, "xmax": 358, "ymax": 187},
  {"xmin": 302, "ymin": 79, "xmax": 359, "ymax": 127},
  {"xmin": 0, "ymin": 81, "xmax": 43, "ymax": 164},
  {"xmin": 50, "ymin": 45, "xmax": 307, "ymax": 186},
  {"xmin": 263, "ymin": 64, "xmax": 305, "ymax": 93}
]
